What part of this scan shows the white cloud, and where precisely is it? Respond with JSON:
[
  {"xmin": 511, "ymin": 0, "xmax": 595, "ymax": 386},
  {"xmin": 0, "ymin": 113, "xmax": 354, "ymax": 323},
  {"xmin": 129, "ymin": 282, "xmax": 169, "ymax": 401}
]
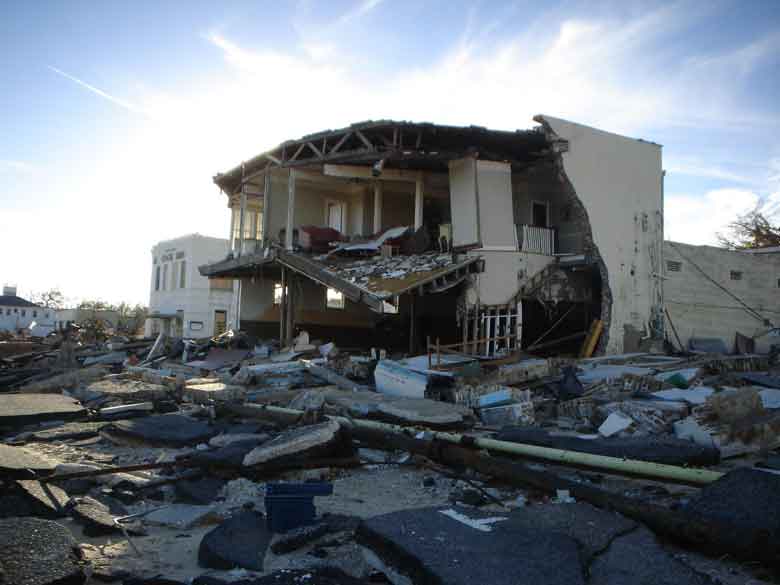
[
  {"xmin": 664, "ymin": 188, "xmax": 780, "ymax": 245},
  {"xmin": 665, "ymin": 158, "xmax": 755, "ymax": 185},
  {"xmin": 5, "ymin": 4, "xmax": 780, "ymax": 304}
]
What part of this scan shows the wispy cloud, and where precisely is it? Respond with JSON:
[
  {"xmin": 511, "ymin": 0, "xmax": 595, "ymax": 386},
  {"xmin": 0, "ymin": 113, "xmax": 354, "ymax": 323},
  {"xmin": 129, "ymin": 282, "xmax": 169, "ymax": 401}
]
[
  {"xmin": 336, "ymin": 0, "xmax": 384, "ymax": 26},
  {"xmin": 0, "ymin": 159, "xmax": 35, "ymax": 173},
  {"xmin": 665, "ymin": 159, "xmax": 755, "ymax": 185},
  {"xmin": 47, "ymin": 65, "xmax": 145, "ymax": 115}
]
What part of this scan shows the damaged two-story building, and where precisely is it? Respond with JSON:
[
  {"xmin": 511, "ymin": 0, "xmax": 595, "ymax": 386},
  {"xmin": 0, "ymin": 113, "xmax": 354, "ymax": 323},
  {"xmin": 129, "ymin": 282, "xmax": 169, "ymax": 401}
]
[{"xmin": 200, "ymin": 116, "xmax": 665, "ymax": 356}]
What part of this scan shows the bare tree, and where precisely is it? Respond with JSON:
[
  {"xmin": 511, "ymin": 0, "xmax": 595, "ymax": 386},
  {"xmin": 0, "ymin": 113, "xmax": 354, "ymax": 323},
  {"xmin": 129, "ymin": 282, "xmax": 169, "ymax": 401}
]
[
  {"xmin": 30, "ymin": 288, "xmax": 65, "ymax": 309},
  {"xmin": 717, "ymin": 209, "xmax": 780, "ymax": 250}
]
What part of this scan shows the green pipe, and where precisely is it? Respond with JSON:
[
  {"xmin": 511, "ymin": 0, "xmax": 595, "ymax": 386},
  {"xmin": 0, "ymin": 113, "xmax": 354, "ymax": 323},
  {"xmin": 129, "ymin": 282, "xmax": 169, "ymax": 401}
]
[{"xmin": 239, "ymin": 404, "xmax": 723, "ymax": 486}]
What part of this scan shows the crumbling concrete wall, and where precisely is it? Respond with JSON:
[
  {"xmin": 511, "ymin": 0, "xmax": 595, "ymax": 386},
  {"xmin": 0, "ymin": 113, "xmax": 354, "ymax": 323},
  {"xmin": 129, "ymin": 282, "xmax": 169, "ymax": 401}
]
[
  {"xmin": 537, "ymin": 116, "xmax": 664, "ymax": 354},
  {"xmin": 664, "ymin": 241, "xmax": 780, "ymax": 352}
]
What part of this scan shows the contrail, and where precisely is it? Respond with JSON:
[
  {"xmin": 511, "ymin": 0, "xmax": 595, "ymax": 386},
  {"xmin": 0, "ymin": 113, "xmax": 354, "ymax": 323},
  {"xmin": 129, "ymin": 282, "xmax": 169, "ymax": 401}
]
[{"xmin": 48, "ymin": 65, "xmax": 144, "ymax": 115}]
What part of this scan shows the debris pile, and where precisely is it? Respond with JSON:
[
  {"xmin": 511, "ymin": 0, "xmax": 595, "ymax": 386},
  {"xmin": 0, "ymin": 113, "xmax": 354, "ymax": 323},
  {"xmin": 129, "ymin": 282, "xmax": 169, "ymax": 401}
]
[{"xmin": 1, "ymin": 332, "xmax": 779, "ymax": 584}]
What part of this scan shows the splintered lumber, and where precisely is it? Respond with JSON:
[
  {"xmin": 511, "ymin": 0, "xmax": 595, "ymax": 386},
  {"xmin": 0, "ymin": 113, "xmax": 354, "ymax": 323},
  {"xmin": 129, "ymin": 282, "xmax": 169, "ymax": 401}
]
[
  {"xmin": 231, "ymin": 404, "xmax": 721, "ymax": 486},
  {"xmin": 579, "ymin": 319, "xmax": 603, "ymax": 358}
]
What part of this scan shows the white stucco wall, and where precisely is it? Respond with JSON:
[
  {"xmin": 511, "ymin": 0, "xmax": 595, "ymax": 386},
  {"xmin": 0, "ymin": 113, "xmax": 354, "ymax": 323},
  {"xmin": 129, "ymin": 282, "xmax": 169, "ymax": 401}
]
[
  {"xmin": 540, "ymin": 115, "xmax": 664, "ymax": 354},
  {"xmin": 0, "ymin": 302, "xmax": 55, "ymax": 334},
  {"xmin": 664, "ymin": 241, "xmax": 780, "ymax": 352},
  {"xmin": 146, "ymin": 234, "xmax": 235, "ymax": 337}
]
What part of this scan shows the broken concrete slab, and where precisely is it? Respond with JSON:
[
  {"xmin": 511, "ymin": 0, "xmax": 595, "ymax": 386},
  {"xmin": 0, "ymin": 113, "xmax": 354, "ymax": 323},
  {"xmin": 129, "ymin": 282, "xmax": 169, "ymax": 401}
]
[
  {"xmin": 357, "ymin": 506, "xmax": 585, "ymax": 585},
  {"xmin": 24, "ymin": 421, "xmax": 107, "ymax": 442},
  {"xmin": 208, "ymin": 432, "xmax": 270, "ymax": 448},
  {"xmin": 375, "ymin": 398, "xmax": 470, "ymax": 427},
  {"xmin": 494, "ymin": 428, "xmax": 720, "ymax": 466},
  {"xmin": 69, "ymin": 496, "xmax": 124, "ymax": 536},
  {"xmin": 243, "ymin": 419, "xmax": 342, "ymax": 467},
  {"xmin": 652, "ymin": 387, "xmax": 714, "ymax": 405},
  {"xmin": 0, "ymin": 517, "xmax": 86, "ymax": 585},
  {"xmin": 589, "ymin": 526, "xmax": 714, "ymax": 585},
  {"xmin": 184, "ymin": 382, "xmax": 246, "ymax": 404},
  {"xmin": 0, "ymin": 393, "xmax": 85, "ymax": 427},
  {"xmin": 105, "ymin": 413, "xmax": 217, "ymax": 447},
  {"xmin": 20, "ymin": 365, "xmax": 109, "ymax": 393},
  {"xmin": 288, "ymin": 389, "xmax": 326, "ymax": 411},
  {"xmin": 479, "ymin": 402, "xmax": 535, "ymax": 427},
  {"xmin": 15, "ymin": 480, "xmax": 71, "ymax": 518},
  {"xmin": 198, "ymin": 511, "xmax": 271, "ymax": 571},
  {"xmin": 143, "ymin": 504, "xmax": 219, "ymax": 529},
  {"xmin": 191, "ymin": 438, "xmax": 270, "ymax": 468},
  {"xmin": 673, "ymin": 417, "xmax": 718, "ymax": 449},
  {"xmin": 270, "ymin": 522, "xmax": 330, "ymax": 554},
  {"xmin": 175, "ymin": 477, "xmax": 226, "ymax": 505},
  {"xmin": 0, "ymin": 443, "xmax": 57, "ymax": 478},
  {"xmin": 598, "ymin": 412, "xmax": 634, "ymax": 437},
  {"xmin": 684, "ymin": 468, "xmax": 780, "ymax": 552},
  {"xmin": 322, "ymin": 388, "xmax": 387, "ymax": 417}
]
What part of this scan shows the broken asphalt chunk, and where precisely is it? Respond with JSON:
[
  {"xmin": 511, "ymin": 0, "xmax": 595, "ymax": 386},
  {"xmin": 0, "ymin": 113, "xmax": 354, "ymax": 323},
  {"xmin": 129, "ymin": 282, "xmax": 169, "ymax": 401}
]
[
  {"xmin": 494, "ymin": 427, "xmax": 720, "ymax": 466},
  {"xmin": 357, "ymin": 506, "xmax": 586, "ymax": 585},
  {"xmin": 198, "ymin": 510, "xmax": 271, "ymax": 571},
  {"xmin": 0, "ymin": 517, "xmax": 86, "ymax": 585},
  {"xmin": 104, "ymin": 413, "xmax": 217, "ymax": 447},
  {"xmin": 69, "ymin": 496, "xmax": 126, "ymax": 536}
]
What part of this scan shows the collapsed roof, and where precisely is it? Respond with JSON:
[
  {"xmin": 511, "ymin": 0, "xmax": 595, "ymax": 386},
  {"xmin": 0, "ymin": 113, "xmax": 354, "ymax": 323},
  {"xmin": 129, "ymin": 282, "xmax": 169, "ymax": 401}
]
[{"xmin": 213, "ymin": 119, "xmax": 553, "ymax": 194}]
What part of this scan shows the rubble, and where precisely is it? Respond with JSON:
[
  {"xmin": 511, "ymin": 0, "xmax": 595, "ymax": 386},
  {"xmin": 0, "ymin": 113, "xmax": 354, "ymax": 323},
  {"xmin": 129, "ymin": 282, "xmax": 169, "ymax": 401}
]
[{"xmin": 1, "ymin": 329, "xmax": 779, "ymax": 584}]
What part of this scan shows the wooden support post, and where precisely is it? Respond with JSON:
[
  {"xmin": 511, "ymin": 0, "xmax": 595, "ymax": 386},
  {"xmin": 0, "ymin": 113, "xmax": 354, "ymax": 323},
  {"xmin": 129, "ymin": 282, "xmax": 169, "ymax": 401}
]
[
  {"xmin": 414, "ymin": 172, "xmax": 423, "ymax": 230},
  {"xmin": 285, "ymin": 168, "xmax": 296, "ymax": 250},
  {"xmin": 373, "ymin": 181, "xmax": 383, "ymax": 234}
]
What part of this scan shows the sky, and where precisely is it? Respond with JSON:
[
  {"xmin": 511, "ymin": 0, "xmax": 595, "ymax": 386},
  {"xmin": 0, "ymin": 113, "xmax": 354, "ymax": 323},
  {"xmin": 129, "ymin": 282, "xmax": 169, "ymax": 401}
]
[{"xmin": 1, "ymin": 0, "xmax": 779, "ymax": 306}]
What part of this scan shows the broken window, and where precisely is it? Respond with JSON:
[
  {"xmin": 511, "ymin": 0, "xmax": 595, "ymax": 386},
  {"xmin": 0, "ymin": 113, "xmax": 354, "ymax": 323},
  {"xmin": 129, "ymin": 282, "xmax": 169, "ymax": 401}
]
[
  {"xmin": 21, "ymin": 310, "xmax": 25, "ymax": 317},
  {"xmin": 189, "ymin": 321, "xmax": 203, "ymax": 331},
  {"xmin": 33, "ymin": 310, "xmax": 37, "ymax": 318},
  {"xmin": 273, "ymin": 283, "xmax": 284, "ymax": 305},
  {"xmin": 326, "ymin": 288, "xmax": 345, "ymax": 309},
  {"xmin": 666, "ymin": 260, "xmax": 682, "ymax": 272},
  {"xmin": 179, "ymin": 261, "xmax": 186, "ymax": 288},
  {"xmin": 730, "ymin": 270, "xmax": 743, "ymax": 281}
]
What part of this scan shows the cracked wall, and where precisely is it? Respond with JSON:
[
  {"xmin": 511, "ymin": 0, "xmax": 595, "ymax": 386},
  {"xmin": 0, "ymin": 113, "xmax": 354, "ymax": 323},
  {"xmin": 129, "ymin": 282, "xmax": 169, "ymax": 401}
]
[{"xmin": 536, "ymin": 115, "xmax": 664, "ymax": 354}]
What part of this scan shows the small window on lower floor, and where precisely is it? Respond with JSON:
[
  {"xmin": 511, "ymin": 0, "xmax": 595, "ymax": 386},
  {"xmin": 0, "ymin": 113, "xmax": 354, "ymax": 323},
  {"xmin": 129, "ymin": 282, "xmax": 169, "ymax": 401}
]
[
  {"xmin": 326, "ymin": 288, "xmax": 345, "ymax": 309},
  {"xmin": 666, "ymin": 260, "xmax": 682, "ymax": 272},
  {"xmin": 730, "ymin": 270, "xmax": 743, "ymax": 281},
  {"xmin": 189, "ymin": 321, "xmax": 204, "ymax": 331}
]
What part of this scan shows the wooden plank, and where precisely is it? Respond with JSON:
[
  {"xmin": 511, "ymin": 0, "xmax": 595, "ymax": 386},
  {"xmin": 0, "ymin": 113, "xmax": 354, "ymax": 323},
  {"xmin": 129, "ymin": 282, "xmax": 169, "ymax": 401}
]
[{"xmin": 579, "ymin": 319, "xmax": 604, "ymax": 358}]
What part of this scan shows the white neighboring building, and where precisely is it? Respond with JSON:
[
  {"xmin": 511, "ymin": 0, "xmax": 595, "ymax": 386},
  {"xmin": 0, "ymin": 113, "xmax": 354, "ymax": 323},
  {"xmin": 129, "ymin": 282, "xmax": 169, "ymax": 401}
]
[
  {"xmin": 0, "ymin": 285, "xmax": 55, "ymax": 335},
  {"xmin": 145, "ymin": 234, "xmax": 237, "ymax": 338}
]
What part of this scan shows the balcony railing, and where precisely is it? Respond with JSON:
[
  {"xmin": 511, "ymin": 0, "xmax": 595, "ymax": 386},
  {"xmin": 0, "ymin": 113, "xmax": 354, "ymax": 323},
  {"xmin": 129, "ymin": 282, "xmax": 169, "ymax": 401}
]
[{"xmin": 518, "ymin": 224, "xmax": 555, "ymax": 255}]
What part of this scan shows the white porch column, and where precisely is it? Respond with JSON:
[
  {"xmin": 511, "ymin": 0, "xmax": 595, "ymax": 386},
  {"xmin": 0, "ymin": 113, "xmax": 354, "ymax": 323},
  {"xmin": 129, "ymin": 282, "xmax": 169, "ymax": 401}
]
[
  {"xmin": 414, "ymin": 172, "xmax": 424, "ymax": 229},
  {"xmin": 238, "ymin": 186, "xmax": 247, "ymax": 257},
  {"xmin": 373, "ymin": 181, "xmax": 383, "ymax": 233},
  {"xmin": 285, "ymin": 168, "xmax": 296, "ymax": 250},
  {"xmin": 228, "ymin": 207, "xmax": 236, "ymax": 251},
  {"xmin": 261, "ymin": 171, "xmax": 272, "ymax": 244}
]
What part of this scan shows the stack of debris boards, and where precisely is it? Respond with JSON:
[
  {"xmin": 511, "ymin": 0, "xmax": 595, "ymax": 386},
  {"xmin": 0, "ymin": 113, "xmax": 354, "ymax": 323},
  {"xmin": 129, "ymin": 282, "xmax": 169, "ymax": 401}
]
[{"xmin": 1, "ymin": 335, "xmax": 780, "ymax": 585}]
